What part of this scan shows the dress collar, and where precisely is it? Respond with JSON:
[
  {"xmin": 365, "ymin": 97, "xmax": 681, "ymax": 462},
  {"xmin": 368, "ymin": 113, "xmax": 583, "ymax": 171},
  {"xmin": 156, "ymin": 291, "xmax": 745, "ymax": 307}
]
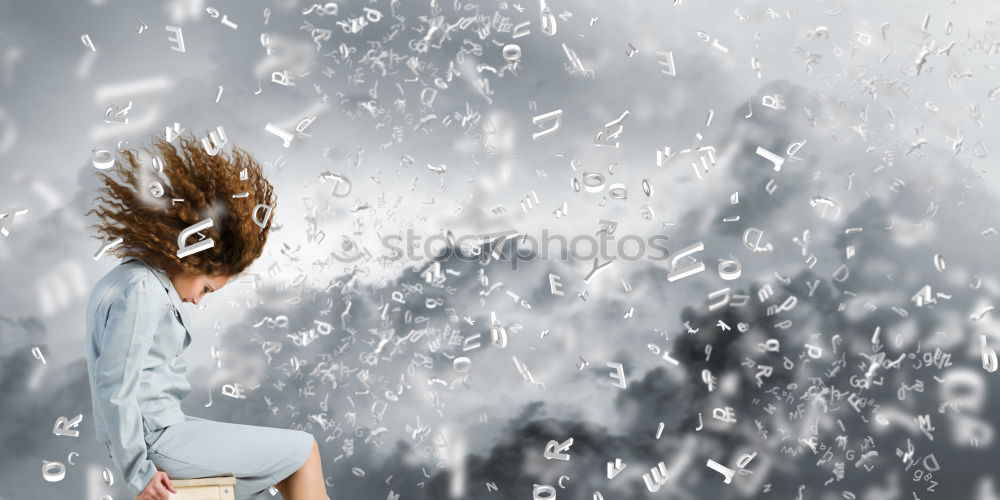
[{"xmin": 120, "ymin": 256, "xmax": 193, "ymax": 332}]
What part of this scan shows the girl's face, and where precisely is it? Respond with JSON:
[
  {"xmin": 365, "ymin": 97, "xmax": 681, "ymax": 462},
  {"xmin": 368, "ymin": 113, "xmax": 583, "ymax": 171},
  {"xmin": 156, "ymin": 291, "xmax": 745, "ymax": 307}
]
[{"xmin": 166, "ymin": 267, "xmax": 232, "ymax": 305}]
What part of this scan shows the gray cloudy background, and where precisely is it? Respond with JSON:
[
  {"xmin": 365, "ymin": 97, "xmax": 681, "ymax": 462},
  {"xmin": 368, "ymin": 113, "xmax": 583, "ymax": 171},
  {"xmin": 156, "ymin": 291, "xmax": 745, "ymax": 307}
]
[{"xmin": 2, "ymin": 0, "xmax": 1000, "ymax": 498}]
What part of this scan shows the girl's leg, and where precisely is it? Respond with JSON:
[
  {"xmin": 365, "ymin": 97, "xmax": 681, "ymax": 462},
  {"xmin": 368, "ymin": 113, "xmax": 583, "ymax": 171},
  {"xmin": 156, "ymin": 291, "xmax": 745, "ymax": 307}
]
[{"xmin": 275, "ymin": 440, "xmax": 328, "ymax": 500}]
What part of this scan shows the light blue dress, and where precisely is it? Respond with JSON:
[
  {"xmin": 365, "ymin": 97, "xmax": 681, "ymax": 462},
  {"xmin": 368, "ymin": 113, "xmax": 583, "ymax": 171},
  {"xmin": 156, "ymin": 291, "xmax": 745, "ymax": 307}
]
[{"xmin": 85, "ymin": 256, "xmax": 314, "ymax": 499}]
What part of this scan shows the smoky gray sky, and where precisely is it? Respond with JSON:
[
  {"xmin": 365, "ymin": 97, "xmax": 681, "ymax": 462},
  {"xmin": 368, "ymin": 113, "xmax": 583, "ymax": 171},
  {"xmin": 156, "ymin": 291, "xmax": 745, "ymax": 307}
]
[{"xmin": 3, "ymin": 0, "xmax": 1000, "ymax": 499}]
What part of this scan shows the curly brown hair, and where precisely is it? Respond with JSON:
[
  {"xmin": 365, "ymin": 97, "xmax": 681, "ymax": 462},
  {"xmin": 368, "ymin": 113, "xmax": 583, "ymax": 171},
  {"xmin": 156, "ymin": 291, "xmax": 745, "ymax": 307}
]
[{"xmin": 85, "ymin": 130, "xmax": 277, "ymax": 279}]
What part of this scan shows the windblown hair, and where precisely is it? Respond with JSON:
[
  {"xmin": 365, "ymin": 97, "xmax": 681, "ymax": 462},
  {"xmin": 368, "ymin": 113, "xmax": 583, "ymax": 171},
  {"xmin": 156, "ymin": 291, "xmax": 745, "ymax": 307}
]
[{"xmin": 85, "ymin": 130, "xmax": 277, "ymax": 279}]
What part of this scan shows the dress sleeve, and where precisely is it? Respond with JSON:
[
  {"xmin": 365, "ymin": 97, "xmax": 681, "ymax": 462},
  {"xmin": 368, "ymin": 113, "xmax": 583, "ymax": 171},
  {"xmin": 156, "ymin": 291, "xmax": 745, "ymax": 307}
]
[{"xmin": 92, "ymin": 274, "xmax": 159, "ymax": 496}]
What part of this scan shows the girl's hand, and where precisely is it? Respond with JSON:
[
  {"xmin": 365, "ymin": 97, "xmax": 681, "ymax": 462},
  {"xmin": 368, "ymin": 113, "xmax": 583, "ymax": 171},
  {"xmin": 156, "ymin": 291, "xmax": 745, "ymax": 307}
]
[{"xmin": 136, "ymin": 470, "xmax": 178, "ymax": 500}]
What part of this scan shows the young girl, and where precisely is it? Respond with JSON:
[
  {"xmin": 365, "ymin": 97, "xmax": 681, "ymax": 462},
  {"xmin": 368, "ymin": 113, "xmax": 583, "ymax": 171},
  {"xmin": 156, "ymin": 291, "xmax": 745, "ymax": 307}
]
[{"xmin": 84, "ymin": 131, "xmax": 328, "ymax": 500}]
